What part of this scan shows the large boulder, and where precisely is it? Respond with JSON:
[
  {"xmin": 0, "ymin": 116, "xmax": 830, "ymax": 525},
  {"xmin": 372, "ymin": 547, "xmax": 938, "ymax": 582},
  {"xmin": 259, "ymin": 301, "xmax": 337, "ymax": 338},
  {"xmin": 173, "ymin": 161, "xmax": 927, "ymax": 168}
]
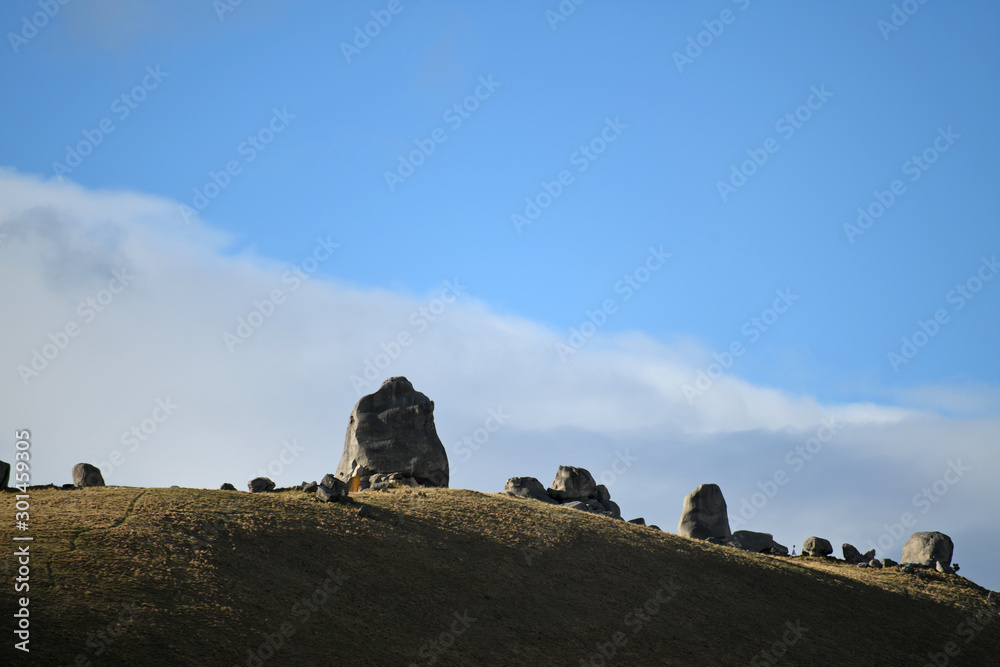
[
  {"xmin": 504, "ymin": 477, "xmax": 557, "ymax": 504},
  {"xmin": 335, "ymin": 377, "xmax": 449, "ymax": 487},
  {"xmin": 72, "ymin": 463, "xmax": 105, "ymax": 488},
  {"xmin": 548, "ymin": 466, "xmax": 597, "ymax": 501},
  {"xmin": 902, "ymin": 531, "xmax": 954, "ymax": 567},
  {"xmin": 731, "ymin": 530, "xmax": 774, "ymax": 553},
  {"xmin": 677, "ymin": 483, "xmax": 731, "ymax": 540},
  {"xmin": 802, "ymin": 536, "xmax": 833, "ymax": 557}
]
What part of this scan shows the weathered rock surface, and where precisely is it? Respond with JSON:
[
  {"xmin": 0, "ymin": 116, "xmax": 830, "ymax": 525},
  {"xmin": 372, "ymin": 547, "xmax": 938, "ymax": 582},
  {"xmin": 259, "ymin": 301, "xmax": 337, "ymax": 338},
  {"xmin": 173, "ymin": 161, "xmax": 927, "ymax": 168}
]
[
  {"xmin": 335, "ymin": 377, "xmax": 449, "ymax": 487},
  {"xmin": 731, "ymin": 530, "xmax": 774, "ymax": 554},
  {"xmin": 248, "ymin": 477, "xmax": 275, "ymax": 493},
  {"xmin": 802, "ymin": 537, "xmax": 833, "ymax": 557},
  {"xmin": 902, "ymin": 531, "xmax": 954, "ymax": 567},
  {"xmin": 317, "ymin": 474, "xmax": 350, "ymax": 502},
  {"xmin": 548, "ymin": 466, "xmax": 598, "ymax": 501},
  {"xmin": 503, "ymin": 477, "xmax": 557, "ymax": 504},
  {"xmin": 302, "ymin": 481, "xmax": 318, "ymax": 494},
  {"xmin": 73, "ymin": 463, "xmax": 105, "ymax": 488},
  {"xmin": 842, "ymin": 543, "xmax": 864, "ymax": 564},
  {"xmin": 771, "ymin": 541, "xmax": 789, "ymax": 556},
  {"xmin": 677, "ymin": 483, "xmax": 731, "ymax": 540}
]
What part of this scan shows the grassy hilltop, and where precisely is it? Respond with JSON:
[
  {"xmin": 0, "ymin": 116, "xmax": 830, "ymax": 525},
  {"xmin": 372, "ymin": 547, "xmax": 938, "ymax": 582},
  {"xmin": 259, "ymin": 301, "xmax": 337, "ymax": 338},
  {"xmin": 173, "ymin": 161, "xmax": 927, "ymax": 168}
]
[{"xmin": 2, "ymin": 486, "xmax": 998, "ymax": 666}]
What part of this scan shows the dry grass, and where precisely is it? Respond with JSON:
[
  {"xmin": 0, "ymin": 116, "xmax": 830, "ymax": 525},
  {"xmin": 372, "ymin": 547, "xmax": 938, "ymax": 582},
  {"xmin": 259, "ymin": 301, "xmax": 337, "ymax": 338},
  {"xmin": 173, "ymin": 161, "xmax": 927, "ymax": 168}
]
[{"xmin": 2, "ymin": 487, "xmax": 997, "ymax": 665}]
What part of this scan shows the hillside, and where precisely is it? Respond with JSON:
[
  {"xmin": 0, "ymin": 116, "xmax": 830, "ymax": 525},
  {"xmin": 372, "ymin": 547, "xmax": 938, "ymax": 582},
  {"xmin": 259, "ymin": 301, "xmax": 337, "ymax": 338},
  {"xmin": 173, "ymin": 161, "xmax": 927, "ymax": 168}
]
[{"xmin": 3, "ymin": 486, "xmax": 998, "ymax": 665}]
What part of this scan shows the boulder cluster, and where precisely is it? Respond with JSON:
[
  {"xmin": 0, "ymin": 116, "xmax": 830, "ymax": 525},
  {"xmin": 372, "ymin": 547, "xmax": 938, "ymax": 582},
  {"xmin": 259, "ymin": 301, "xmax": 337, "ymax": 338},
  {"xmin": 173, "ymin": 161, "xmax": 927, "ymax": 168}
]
[{"xmin": 678, "ymin": 483, "xmax": 960, "ymax": 576}]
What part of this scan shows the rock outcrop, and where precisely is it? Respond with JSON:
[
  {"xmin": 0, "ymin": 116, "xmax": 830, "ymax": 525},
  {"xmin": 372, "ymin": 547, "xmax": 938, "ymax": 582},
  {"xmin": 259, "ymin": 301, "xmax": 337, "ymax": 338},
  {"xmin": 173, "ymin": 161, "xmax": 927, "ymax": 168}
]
[
  {"xmin": 677, "ymin": 483, "xmax": 731, "ymax": 540},
  {"xmin": 72, "ymin": 463, "xmax": 105, "ymax": 488},
  {"xmin": 802, "ymin": 537, "xmax": 833, "ymax": 557},
  {"xmin": 501, "ymin": 466, "xmax": 622, "ymax": 519},
  {"xmin": 902, "ymin": 531, "xmax": 954, "ymax": 567},
  {"xmin": 335, "ymin": 377, "xmax": 449, "ymax": 488}
]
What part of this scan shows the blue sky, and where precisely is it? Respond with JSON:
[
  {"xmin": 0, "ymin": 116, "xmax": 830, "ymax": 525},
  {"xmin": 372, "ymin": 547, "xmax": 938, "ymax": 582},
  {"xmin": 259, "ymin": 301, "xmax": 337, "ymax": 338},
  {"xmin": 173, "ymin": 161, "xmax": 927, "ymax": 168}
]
[{"xmin": 2, "ymin": 1, "xmax": 999, "ymax": 589}]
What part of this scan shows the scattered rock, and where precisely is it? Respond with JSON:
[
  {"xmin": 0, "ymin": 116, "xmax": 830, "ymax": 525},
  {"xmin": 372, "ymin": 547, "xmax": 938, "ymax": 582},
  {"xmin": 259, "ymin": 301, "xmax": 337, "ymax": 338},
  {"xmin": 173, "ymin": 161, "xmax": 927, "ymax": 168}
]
[
  {"xmin": 648, "ymin": 525, "xmax": 661, "ymax": 531},
  {"xmin": 677, "ymin": 483, "xmax": 732, "ymax": 540},
  {"xmin": 503, "ymin": 477, "xmax": 557, "ymax": 504},
  {"xmin": 548, "ymin": 466, "xmax": 598, "ymax": 501},
  {"xmin": 61, "ymin": 483, "xmax": 75, "ymax": 490},
  {"xmin": 602, "ymin": 500, "xmax": 621, "ymax": 519},
  {"xmin": 935, "ymin": 561, "xmax": 954, "ymax": 575},
  {"xmin": 842, "ymin": 543, "xmax": 864, "ymax": 564},
  {"xmin": 730, "ymin": 530, "xmax": 774, "ymax": 554},
  {"xmin": 861, "ymin": 549, "xmax": 875, "ymax": 562},
  {"xmin": 302, "ymin": 481, "xmax": 318, "ymax": 494},
  {"xmin": 316, "ymin": 474, "xmax": 350, "ymax": 502},
  {"xmin": 802, "ymin": 537, "xmax": 833, "ymax": 557},
  {"xmin": 770, "ymin": 541, "xmax": 789, "ymax": 556},
  {"xmin": 882, "ymin": 558, "xmax": 898, "ymax": 568},
  {"xmin": 900, "ymin": 563, "xmax": 916, "ymax": 574},
  {"xmin": 335, "ymin": 376, "xmax": 449, "ymax": 488},
  {"xmin": 248, "ymin": 477, "xmax": 275, "ymax": 493},
  {"xmin": 902, "ymin": 531, "xmax": 954, "ymax": 567},
  {"xmin": 628, "ymin": 518, "xmax": 646, "ymax": 526},
  {"xmin": 857, "ymin": 562, "xmax": 869, "ymax": 569},
  {"xmin": 357, "ymin": 504, "xmax": 374, "ymax": 519},
  {"xmin": 219, "ymin": 483, "xmax": 236, "ymax": 491},
  {"xmin": 869, "ymin": 559, "xmax": 883, "ymax": 569},
  {"xmin": 72, "ymin": 463, "xmax": 106, "ymax": 488}
]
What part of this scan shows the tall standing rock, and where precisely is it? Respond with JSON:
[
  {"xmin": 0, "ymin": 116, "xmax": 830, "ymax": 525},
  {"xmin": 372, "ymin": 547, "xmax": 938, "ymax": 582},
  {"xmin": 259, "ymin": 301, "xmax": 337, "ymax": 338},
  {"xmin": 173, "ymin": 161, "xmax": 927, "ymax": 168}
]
[
  {"xmin": 902, "ymin": 531, "xmax": 954, "ymax": 567},
  {"xmin": 677, "ymin": 483, "xmax": 732, "ymax": 540},
  {"xmin": 72, "ymin": 463, "xmax": 105, "ymax": 488},
  {"xmin": 335, "ymin": 377, "xmax": 449, "ymax": 487}
]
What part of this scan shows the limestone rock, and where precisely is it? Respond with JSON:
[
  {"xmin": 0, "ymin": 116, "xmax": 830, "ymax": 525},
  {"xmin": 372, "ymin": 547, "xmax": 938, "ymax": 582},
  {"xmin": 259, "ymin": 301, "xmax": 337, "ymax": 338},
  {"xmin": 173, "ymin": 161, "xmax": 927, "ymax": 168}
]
[
  {"xmin": 73, "ymin": 463, "xmax": 105, "ymax": 488},
  {"xmin": 802, "ymin": 537, "xmax": 833, "ymax": 557},
  {"xmin": 335, "ymin": 377, "xmax": 449, "ymax": 487},
  {"xmin": 902, "ymin": 531, "xmax": 954, "ymax": 567},
  {"xmin": 677, "ymin": 483, "xmax": 731, "ymax": 540},
  {"xmin": 731, "ymin": 530, "xmax": 774, "ymax": 553},
  {"xmin": 503, "ymin": 477, "xmax": 556, "ymax": 504},
  {"xmin": 248, "ymin": 477, "xmax": 275, "ymax": 493},
  {"xmin": 549, "ymin": 466, "xmax": 598, "ymax": 501},
  {"xmin": 317, "ymin": 474, "xmax": 350, "ymax": 502}
]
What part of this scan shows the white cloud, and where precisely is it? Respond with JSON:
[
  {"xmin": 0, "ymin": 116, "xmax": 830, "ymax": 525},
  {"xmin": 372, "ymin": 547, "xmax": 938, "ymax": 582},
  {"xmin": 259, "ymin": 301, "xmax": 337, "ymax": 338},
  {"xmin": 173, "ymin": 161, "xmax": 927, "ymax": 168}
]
[{"xmin": 1, "ymin": 168, "xmax": 998, "ymax": 590}]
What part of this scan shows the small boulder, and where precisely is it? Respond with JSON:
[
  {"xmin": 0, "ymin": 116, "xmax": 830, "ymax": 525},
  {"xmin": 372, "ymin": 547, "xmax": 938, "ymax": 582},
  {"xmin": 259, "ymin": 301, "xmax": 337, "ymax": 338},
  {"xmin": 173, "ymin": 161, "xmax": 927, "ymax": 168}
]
[
  {"xmin": 770, "ymin": 541, "xmax": 789, "ymax": 556},
  {"xmin": 628, "ymin": 518, "xmax": 646, "ymax": 526},
  {"xmin": 648, "ymin": 525, "xmax": 661, "ymax": 531},
  {"xmin": 503, "ymin": 477, "xmax": 557, "ymax": 504},
  {"xmin": 677, "ymin": 483, "xmax": 732, "ymax": 540},
  {"xmin": 602, "ymin": 500, "xmax": 622, "ymax": 518},
  {"xmin": 317, "ymin": 474, "xmax": 350, "ymax": 502},
  {"xmin": 935, "ymin": 561, "xmax": 954, "ymax": 575},
  {"xmin": 73, "ymin": 463, "xmax": 106, "ymax": 488},
  {"xmin": 731, "ymin": 530, "xmax": 774, "ymax": 553},
  {"xmin": 842, "ymin": 543, "xmax": 864, "ymax": 564},
  {"xmin": 802, "ymin": 537, "xmax": 833, "ymax": 557},
  {"xmin": 882, "ymin": 558, "xmax": 898, "ymax": 568},
  {"xmin": 357, "ymin": 504, "xmax": 374, "ymax": 519},
  {"xmin": 869, "ymin": 559, "xmax": 883, "ymax": 569},
  {"xmin": 248, "ymin": 477, "xmax": 275, "ymax": 493},
  {"xmin": 861, "ymin": 549, "xmax": 875, "ymax": 562},
  {"xmin": 549, "ymin": 466, "xmax": 598, "ymax": 501},
  {"xmin": 302, "ymin": 481, "xmax": 319, "ymax": 494},
  {"xmin": 219, "ymin": 483, "xmax": 237, "ymax": 491},
  {"xmin": 902, "ymin": 531, "xmax": 954, "ymax": 567},
  {"xmin": 857, "ymin": 562, "xmax": 869, "ymax": 569}
]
